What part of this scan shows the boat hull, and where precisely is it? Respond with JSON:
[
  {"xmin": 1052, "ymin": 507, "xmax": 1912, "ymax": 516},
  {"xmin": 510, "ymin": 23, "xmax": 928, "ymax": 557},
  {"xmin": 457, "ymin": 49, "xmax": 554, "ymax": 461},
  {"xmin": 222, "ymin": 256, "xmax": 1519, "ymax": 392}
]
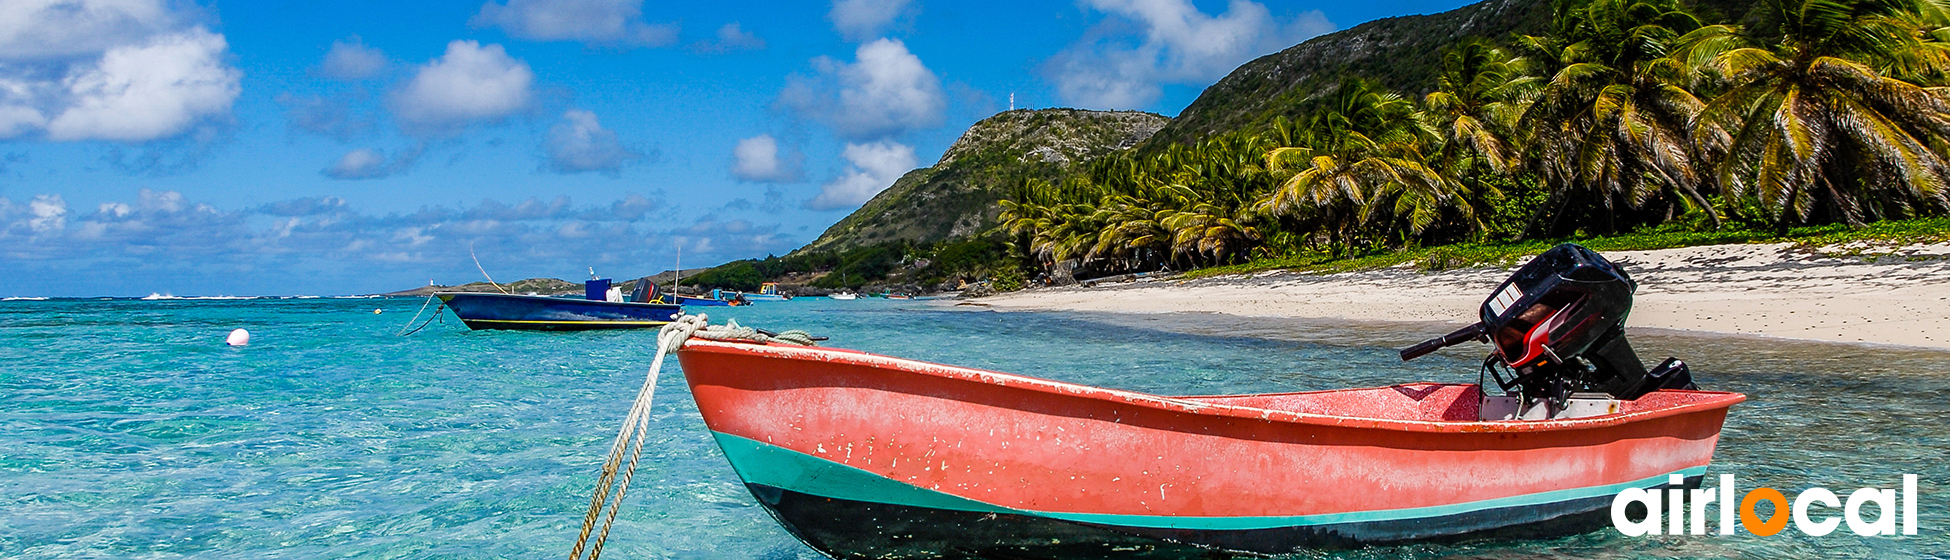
[
  {"xmin": 677, "ymin": 340, "xmax": 1742, "ymax": 558},
  {"xmin": 435, "ymin": 292, "xmax": 680, "ymax": 330},
  {"xmin": 674, "ymin": 295, "xmax": 729, "ymax": 307}
]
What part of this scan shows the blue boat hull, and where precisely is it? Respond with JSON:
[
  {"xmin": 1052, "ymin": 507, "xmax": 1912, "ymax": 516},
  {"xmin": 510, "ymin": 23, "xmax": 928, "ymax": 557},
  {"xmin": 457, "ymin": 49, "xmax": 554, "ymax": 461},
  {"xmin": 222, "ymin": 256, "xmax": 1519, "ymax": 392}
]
[
  {"xmin": 435, "ymin": 292, "xmax": 681, "ymax": 330},
  {"xmin": 675, "ymin": 295, "xmax": 730, "ymax": 307}
]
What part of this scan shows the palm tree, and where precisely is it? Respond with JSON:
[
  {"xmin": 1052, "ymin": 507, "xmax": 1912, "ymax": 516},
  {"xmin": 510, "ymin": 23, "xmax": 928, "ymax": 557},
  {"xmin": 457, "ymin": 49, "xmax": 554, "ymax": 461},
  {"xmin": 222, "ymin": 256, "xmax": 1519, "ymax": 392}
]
[
  {"xmin": 1256, "ymin": 79, "xmax": 1453, "ymax": 255},
  {"xmin": 1425, "ymin": 39, "xmax": 1540, "ymax": 238},
  {"xmin": 1518, "ymin": 0, "xmax": 1723, "ymax": 234},
  {"xmin": 1694, "ymin": 0, "xmax": 1950, "ymax": 225}
]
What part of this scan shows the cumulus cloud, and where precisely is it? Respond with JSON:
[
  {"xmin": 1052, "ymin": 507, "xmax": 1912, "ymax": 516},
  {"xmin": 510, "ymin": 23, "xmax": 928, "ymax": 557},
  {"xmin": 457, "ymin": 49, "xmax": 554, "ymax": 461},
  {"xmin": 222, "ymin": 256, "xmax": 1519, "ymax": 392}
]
[
  {"xmin": 318, "ymin": 36, "xmax": 388, "ymax": 80},
  {"xmin": 471, "ymin": 0, "xmax": 677, "ymax": 47},
  {"xmin": 730, "ymin": 134, "xmax": 803, "ymax": 183},
  {"xmin": 807, "ymin": 141, "xmax": 914, "ymax": 210},
  {"xmin": 324, "ymin": 144, "xmax": 423, "ymax": 180},
  {"xmin": 544, "ymin": 109, "xmax": 645, "ymax": 175},
  {"xmin": 689, "ymin": 22, "xmax": 766, "ymax": 54},
  {"xmin": 0, "ymin": 0, "xmax": 240, "ymax": 144},
  {"xmin": 44, "ymin": 28, "xmax": 239, "ymax": 142},
  {"xmin": 28, "ymin": 194, "xmax": 66, "ymax": 233},
  {"xmin": 1046, "ymin": 0, "xmax": 1333, "ymax": 109},
  {"xmin": 391, "ymin": 40, "xmax": 534, "ymax": 135},
  {"xmin": 778, "ymin": 38, "xmax": 943, "ymax": 141},
  {"xmin": 829, "ymin": 0, "xmax": 911, "ymax": 41},
  {"xmin": 0, "ymin": 0, "xmax": 190, "ymax": 61}
]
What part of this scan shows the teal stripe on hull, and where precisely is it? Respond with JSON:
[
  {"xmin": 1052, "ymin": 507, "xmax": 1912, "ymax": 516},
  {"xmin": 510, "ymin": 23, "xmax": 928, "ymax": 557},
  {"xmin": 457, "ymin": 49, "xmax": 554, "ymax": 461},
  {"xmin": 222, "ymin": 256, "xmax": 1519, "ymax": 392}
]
[{"xmin": 710, "ymin": 431, "xmax": 1708, "ymax": 532}]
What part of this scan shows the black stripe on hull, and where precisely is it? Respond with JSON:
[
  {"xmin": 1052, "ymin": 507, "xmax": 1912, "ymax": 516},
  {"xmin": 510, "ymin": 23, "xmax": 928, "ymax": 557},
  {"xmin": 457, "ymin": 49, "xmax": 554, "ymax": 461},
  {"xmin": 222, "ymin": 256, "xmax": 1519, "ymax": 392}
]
[
  {"xmin": 745, "ymin": 477, "xmax": 1699, "ymax": 559},
  {"xmin": 456, "ymin": 320, "xmax": 667, "ymax": 331}
]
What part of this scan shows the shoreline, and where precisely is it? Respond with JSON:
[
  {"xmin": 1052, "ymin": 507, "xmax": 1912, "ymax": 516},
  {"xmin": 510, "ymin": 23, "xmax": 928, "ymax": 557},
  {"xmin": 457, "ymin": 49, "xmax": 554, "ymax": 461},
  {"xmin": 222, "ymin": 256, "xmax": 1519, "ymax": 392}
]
[{"xmin": 969, "ymin": 242, "xmax": 1950, "ymax": 351}]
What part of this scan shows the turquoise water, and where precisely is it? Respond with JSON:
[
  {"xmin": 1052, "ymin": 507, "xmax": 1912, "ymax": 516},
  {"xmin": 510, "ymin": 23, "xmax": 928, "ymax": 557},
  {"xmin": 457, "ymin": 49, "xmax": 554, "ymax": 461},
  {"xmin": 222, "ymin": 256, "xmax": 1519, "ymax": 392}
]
[{"xmin": 2, "ymin": 297, "xmax": 1945, "ymax": 559}]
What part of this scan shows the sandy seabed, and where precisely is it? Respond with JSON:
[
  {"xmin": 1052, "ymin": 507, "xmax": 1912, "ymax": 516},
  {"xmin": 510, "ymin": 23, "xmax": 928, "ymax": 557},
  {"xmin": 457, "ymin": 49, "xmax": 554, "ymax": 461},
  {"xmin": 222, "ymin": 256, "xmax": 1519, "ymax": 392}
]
[{"xmin": 971, "ymin": 242, "xmax": 1950, "ymax": 351}]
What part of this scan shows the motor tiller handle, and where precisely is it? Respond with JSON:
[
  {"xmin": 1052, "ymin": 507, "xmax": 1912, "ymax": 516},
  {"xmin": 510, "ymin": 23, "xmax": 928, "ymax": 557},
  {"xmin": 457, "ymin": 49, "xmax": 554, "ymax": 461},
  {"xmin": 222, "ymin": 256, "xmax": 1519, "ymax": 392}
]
[{"xmin": 1400, "ymin": 323, "xmax": 1486, "ymax": 361}]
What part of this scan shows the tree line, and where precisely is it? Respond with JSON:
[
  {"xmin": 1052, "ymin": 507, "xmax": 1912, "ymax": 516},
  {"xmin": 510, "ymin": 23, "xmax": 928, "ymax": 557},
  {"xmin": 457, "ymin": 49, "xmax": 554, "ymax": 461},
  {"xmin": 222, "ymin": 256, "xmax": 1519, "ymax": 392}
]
[{"xmin": 1000, "ymin": 0, "xmax": 1950, "ymax": 278}]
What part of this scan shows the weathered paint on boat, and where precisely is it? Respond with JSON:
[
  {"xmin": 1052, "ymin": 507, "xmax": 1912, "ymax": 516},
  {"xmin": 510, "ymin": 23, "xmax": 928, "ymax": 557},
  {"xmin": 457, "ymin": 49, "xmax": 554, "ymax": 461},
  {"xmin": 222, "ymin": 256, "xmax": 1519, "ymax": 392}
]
[
  {"xmin": 676, "ymin": 339, "xmax": 1743, "ymax": 558},
  {"xmin": 435, "ymin": 292, "xmax": 681, "ymax": 330}
]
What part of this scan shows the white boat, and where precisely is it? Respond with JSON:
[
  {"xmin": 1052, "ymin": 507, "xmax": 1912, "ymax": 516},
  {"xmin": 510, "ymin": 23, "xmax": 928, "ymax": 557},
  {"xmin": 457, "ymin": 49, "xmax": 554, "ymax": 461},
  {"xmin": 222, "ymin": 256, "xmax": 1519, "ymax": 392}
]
[{"xmin": 828, "ymin": 291, "xmax": 857, "ymax": 300}]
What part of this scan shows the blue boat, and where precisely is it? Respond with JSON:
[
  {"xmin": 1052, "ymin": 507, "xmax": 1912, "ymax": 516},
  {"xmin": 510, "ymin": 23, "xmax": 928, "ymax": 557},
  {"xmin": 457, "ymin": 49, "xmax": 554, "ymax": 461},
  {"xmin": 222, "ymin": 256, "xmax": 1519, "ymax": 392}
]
[
  {"xmin": 711, "ymin": 282, "xmax": 789, "ymax": 302},
  {"xmin": 674, "ymin": 294, "xmax": 730, "ymax": 307},
  {"xmin": 436, "ymin": 278, "xmax": 682, "ymax": 330}
]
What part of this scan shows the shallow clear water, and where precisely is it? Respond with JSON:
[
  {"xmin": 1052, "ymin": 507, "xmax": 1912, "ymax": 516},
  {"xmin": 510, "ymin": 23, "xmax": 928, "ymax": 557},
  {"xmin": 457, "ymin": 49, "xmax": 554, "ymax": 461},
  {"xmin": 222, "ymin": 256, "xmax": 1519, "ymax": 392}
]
[{"xmin": 1, "ymin": 297, "xmax": 1944, "ymax": 559}]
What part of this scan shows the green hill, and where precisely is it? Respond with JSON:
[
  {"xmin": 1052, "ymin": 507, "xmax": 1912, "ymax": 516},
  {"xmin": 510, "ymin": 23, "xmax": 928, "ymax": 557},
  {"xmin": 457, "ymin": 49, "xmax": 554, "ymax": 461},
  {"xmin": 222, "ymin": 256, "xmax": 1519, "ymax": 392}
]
[
  {"xmin": 799, "ymin": 109, "xmax": 1169, "ymax": 253},
  {"xmin": 685, "ymin": 0, "xmax": 1772, "ymax": 294}
]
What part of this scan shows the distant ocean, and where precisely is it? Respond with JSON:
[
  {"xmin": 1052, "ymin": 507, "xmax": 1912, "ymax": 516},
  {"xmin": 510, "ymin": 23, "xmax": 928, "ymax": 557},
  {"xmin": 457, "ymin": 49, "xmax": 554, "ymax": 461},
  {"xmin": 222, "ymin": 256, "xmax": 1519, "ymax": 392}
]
[{"xmin": 2, "ymin": 297, "xmax": 1945, "ymax": 559}]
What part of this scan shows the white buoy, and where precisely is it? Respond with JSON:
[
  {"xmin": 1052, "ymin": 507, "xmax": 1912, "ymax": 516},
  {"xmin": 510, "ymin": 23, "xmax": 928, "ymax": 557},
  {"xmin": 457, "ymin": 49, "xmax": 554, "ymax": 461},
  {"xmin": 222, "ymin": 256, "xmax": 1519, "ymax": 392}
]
[{"xmin": 226, "ymin": 328, "xmax": 250, "ymax": 346}]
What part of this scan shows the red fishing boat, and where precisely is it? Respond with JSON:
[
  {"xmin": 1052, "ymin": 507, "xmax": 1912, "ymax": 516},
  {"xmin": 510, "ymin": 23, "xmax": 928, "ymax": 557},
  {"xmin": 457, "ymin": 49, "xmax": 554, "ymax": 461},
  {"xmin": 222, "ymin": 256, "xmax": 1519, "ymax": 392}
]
[{"xmin": 676, "ymin": 244, "xmax": 1744, "ymax": 557}]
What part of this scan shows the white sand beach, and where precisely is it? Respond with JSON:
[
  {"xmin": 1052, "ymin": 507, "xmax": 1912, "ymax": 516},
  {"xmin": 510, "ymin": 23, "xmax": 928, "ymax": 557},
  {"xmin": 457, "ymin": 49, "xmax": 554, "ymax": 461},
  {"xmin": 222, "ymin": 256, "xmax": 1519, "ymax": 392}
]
[{"xmin": 973, "ymin": 242, "xmax": 1950, "ymax": 350}]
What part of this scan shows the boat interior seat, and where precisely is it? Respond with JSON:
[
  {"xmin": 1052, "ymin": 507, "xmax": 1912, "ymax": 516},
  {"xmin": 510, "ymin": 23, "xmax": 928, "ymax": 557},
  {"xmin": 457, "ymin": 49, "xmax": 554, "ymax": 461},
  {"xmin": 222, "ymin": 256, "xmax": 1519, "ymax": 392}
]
[
  {"xmin": 1181, "ymin": 385, "xmax": 1723, "ymax": 422},
  {"xmin": 1180, "ymin": 384, "xmax": 1484, "ymax": 422}
]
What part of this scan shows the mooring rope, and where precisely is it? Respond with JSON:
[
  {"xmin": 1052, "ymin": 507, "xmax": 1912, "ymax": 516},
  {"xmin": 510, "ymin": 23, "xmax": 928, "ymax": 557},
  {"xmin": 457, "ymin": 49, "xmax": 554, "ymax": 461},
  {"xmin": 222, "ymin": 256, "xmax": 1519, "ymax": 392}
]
[
  {"xmin": 567, "ymin": 314, "xmax": 815, "ymax": 560},
  {"xmin": 396, "ymin": 294, "xmax": 445, "ymax": 337}
]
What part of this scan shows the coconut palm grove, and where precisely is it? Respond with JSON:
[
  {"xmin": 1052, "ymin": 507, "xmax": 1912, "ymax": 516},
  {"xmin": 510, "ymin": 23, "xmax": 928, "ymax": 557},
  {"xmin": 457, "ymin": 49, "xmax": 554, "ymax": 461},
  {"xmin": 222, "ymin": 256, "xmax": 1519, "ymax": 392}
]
[{"xmin": 686, "ymin": 0, "xmax": 1950, "ymax": 293}]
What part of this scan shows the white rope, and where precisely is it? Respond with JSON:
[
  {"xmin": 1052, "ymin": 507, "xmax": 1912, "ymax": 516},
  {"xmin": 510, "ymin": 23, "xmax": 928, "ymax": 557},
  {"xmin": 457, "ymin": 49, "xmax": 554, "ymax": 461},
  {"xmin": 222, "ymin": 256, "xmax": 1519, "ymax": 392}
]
[
  {"xmin": 567, "ymin": 313, "xmax": 816, "ymax": 560},
  {"xmin": 569, "ymin": 314, "xmax": 705, "ymax": 560}
]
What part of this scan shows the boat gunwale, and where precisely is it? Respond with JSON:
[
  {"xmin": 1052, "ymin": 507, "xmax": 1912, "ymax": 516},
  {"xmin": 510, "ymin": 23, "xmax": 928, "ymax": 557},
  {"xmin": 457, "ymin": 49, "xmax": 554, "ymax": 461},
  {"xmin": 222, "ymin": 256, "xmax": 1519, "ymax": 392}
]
[
  {"xmin": 433, "ymin": 291, "xmax": 682, "ymax": 309},
  {"xmin": 680, "ymin": 339, "xmax": 1746, "ymax": 434}
]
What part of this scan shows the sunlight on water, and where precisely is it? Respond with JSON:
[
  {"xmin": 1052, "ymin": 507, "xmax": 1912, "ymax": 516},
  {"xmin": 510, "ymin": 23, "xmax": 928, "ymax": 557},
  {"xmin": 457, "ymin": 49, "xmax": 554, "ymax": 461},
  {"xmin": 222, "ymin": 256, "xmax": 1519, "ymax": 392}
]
[{"xmin": 1, "ymin": 297, "xmax": 1944, "ymax": 559}]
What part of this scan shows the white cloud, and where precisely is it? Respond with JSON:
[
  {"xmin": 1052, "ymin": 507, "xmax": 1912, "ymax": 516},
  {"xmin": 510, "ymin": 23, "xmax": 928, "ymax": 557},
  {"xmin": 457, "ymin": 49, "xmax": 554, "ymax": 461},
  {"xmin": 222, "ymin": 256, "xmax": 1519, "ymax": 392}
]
[
  {"xmin": 391, "ymin": 40, "xmax": 534, "ymax": 135},
  {"xmin": 690, "ymin": 22, "xmax": 766, "ymax": 54},
  {"xmin": 545, "ymin": 109, "xmax": 643, "ymax": 175},
  {"xmin": 28, "ymin": 194, "xmax": 65, "ymax": 233},
  {"xmin": 0, "ymin": 102, "xmax": 45, "ymax": 139},
  {"xmin": 0, "ymin": 0, "xmax": 239, "ymax": 143},
  {"xmin": 0, "ymin": 0, "xmax": 186, "ymax": 61},
  {"xmin": 471, "ymin": 0, "xmax": 677, "ymax": 47},
  {"xmin": 1046, "ymin": 0, "xmax": 1333, "ymax": 109},
  {"xmin": 323, "ymin": 144, "xmax": 423, "ymax": 180},
  {"xmin": 44, "ymin": 28, "xmax": 240, "ymax": 142},
  {"xmin": 318, "ymin": 36, "xmax": 388, "ymax": 80},
  {"xmin": 807, "ymin": 141, "xmax": 914, "ymax": 210},
  {"xmin": 731, "ymin": 134, "xmax": 803, "ymax": 183},
  {"xmin": 326, "ymin": 148, "xmax": 387, "ymax": 180},
  {"xmin": 778, "ymin": 38, "xmax": 943, "ymax": 141},
  {"xmin": 829, "ymin": 0, "xmax": 910, "ymax": 42}
]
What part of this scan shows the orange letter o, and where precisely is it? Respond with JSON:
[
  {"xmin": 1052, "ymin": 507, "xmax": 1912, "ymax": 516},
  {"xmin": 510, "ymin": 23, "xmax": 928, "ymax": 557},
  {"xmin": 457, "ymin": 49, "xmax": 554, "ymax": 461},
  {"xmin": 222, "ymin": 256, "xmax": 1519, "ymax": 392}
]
[{"xmin": 1741, "ymin": 488, "xmax": 1790, "ymax": 536}]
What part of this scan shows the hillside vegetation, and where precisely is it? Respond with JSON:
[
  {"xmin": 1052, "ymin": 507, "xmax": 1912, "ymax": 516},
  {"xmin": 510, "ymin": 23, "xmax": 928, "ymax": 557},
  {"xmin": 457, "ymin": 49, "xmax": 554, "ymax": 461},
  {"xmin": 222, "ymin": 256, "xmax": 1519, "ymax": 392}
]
[
  {"xmin": 686, "ymin": 0, "xmax": 1950, "ymax": 295},
  {"xmin": 799, "ymin": 109, "xmax": 1168, "ymax": 254},
  {"xmin": 1143, "ymin": 0, "xmax": 1763, "ymax": 148}
]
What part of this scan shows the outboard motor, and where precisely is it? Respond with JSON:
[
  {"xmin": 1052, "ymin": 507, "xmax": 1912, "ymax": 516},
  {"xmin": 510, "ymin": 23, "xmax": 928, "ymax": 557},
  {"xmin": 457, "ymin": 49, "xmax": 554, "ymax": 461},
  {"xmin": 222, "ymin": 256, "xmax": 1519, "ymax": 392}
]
[
  {"xmin": 629, "ymin": 278, "xmax": 660, "ymax": 303},
  {"xmin": 1400, "ymin": 244, "xmax": 1697, "ymax": 414}
]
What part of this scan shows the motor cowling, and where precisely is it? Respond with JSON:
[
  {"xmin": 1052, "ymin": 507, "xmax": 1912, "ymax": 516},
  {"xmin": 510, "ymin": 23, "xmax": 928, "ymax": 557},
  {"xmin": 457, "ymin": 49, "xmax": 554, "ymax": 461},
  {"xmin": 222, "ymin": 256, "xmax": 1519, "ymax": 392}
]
[{"xmin": 1401, "ymin": 243, "xmax": 1696, "ymax": 403}]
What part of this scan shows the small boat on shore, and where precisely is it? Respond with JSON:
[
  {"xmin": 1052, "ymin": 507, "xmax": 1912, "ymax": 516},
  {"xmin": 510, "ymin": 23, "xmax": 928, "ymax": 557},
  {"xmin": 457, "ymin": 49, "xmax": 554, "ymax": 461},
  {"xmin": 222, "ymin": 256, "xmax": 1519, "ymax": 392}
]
[
  {"xmin": 674, "ymin": 243, "xmax": 1741, "ymax": 557},
  {"xmin": 437, "ymin": 277, "xmax": 680, "ymax": 330},
  {"xmin": 827, "ymin": 291, "xmax": 857, "ymax": 300}
]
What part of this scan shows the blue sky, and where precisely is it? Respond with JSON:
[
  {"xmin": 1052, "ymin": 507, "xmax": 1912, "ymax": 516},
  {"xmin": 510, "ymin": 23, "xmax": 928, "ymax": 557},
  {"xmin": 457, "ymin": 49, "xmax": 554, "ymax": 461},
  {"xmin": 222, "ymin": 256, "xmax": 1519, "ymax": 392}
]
[{"xmin": 0, "ymin": 0, "xmax": 1470, "ymax": 296}]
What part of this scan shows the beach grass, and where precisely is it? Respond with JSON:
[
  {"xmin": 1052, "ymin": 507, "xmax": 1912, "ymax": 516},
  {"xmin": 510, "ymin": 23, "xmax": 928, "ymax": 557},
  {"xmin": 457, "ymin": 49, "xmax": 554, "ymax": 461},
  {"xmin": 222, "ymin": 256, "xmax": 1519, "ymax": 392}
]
[{"xmin": 1182, "ymin": 216, "xmax": 1950, "ymax": 279}]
